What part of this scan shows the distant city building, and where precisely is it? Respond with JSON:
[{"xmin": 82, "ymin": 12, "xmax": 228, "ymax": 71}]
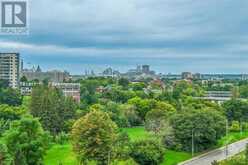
[
  {"xmin": 102, "ymin": 67, "xmax": 120, "ymax": 77},
  {"xmin": 102, "ymin": 67, "xmax": 113, "ymax": 76},
  {"xmin": 22, "ymin": 66, "xmax": 70, "ymax": 83},
  {"xmin": 193, "ymin": 73, "xmax": 202, "ymax": 80},
  {"xmin": 0, "ymin": 53, "xmax": 20, "ymax": 88},
  {"xmin": 181, "ymin": 72, "xmax": 193, "ymax": 80},
  {"xmin": 142, "ymin": 65, "xmax": 150, "ymax": 74},
  {"xmin": 124, "ymin": 65, "xmax": 156, "ymax": 80}
]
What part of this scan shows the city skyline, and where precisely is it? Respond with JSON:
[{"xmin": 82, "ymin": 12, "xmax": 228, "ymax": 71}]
[{"xmin": 1, "ymin": 0, "xmax": 248, "ymax": 74}]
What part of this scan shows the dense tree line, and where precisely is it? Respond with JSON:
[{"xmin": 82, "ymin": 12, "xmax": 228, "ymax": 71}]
[{"xmin": 2, "ymin": 77, "xmax": 248, "ymax": 165}]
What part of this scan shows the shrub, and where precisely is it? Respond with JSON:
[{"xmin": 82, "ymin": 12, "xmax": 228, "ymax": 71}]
[
  {"xmin": 230, "ymin": 121, "xmax": 240, "ymax": 132},
  {"xmin": 55, "ymin": 132, "xmax": 69, "ymax": 145},
  {"xmin": 130, "ymin": 140, "xmax": 165, "ymax": 165}
]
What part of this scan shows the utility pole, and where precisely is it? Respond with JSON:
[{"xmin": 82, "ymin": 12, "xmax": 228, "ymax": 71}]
[
  {"xmin": 225, "ymin": 119, "xmax": 229, "ymax": 158},
  {"xmin": 240, "ymin": 119, "xmax": 243, "ymax": 136},
  {"xmin": 107, "ymin": 150, "xmax": 111, "ymax": 165},
  {"xmin": 192, "ymin": 129, "xmax": 194, "ymax": 157}
]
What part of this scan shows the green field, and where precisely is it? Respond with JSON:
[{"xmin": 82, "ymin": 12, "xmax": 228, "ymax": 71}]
[
  {"xmin": 44, "ymin": 144, "xmax": 78, "ymax": 165},
  {"xmin": 44, "ymin": 127, "xmax": 248, "ymax": 165},
  {"xmin": 121, "ymin": 127, "xmax": 153, "ymax": 141},
  {"xmin": 44, "ymin": 127, "xmax": 191, "ymax": 165},
  {"xmin": 218, "ymin": 131, "xmax": 248, "ymax": 147}
]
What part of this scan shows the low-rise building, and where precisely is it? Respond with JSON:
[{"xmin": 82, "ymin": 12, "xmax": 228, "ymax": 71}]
[
  {"xmin": 51, "ymin": 83, "xmax": 81, "ymax": 103},
  {"xmin": 20, "ymin": 82, "xmax": 81, "ymax": 103},
  {"xmin": 22, "ymin": 66, "xmax": 70, "ymax": 83}
]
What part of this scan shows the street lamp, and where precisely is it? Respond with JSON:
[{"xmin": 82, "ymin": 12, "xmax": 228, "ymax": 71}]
[
  {"xmin": 225, "ymin": 119, "xmax": 229, "ymax": 158},
  {"xmin": 192, "ymin": 129, "xmax": 194, "ymax": 157},
  {"xmin": 240, "ymin": 119, "xmax": 243, "ymax": 136}
]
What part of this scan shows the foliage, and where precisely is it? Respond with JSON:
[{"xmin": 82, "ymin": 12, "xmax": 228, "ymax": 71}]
[
  {"xmin": 229, "ymin": 121, "xmax": 240, "ymax": 132},
  {"xmin": 55, "ymin": 132, "xmax": 69, "ymax": 145},
  {"xmin": 128, "ymin": 97, "xmax": 157, "ymax": 120},
  {"xmin": 118, "ymin": 78, "xmax": 130, "ymax": 89},
  {"xmin": 30, "ymin": 85, "xmax": 77, "ymax": 135},
  {"xmin": 120, "ymin": 104, "xmax": 142, "ymax": 127},
  {"xmin": 103, "ymin": 86, "xmax": 136, "ymax": 103},
  {"xmin": 1, "ymin": 116, "xmax": 50, "ymax": 165},
  {"xmin": 0, "ymin": 88, "xmax": 22, "ymax": 106},
  {"xmin": 239, "ymin": 85, "xmax": 248, "ymax": 98},
  {"xmin": 20, "ymin": 76, "xmax": 28, "ymax": 82},
  {"xmin": 0, "ymin": 142, "xmax": 12, "ymax": 165},
  {"xmin": 0, "ymin": 105, "xmax": 24, "ymax": 136},
  {"xmin": 145, "ymin": 102, "xmax": 176, "ymax": 134},
  {"xmin": 130, "ymin": 139, "xmax": 165, "ymax": 165},
  {"xmin": 71, "ymin": 109, "xmax": 118, "ymax": 164},
  {"xmin": 166, "ymin": 109, "xmax": 226, "ymax": 152},
  {"xmin": 223, "ymin": 99, "xmax": 248, "ymax": 122}
]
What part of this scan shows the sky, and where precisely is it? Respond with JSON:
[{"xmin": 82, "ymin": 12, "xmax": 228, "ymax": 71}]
[{"xmin": 1, "ymin": 0, "xmax": 248, "ymax": 74}]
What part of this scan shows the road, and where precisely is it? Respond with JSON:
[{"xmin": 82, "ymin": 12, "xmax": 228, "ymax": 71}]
[{"xmin": 178, "ymin": 138, "xmax": 248, "ymax": 165}]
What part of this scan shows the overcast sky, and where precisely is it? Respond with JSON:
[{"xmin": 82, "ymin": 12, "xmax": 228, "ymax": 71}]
[{"xmin": 1, "ymin": 0, "xmax": 248, "ymax": 74}]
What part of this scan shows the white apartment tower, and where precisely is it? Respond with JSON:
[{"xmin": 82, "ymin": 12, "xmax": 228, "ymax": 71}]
[{"xmin": 0, "ymin": 53, "xmax": 20, "ymax": 88}]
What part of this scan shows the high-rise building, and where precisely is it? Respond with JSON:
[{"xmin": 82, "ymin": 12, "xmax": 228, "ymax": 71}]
[
  {"xmin": 181, "ymin": 72, "xmax": 193, "ymax": 80},
  {"xmin": 0, "ymin": 53, "xmax": 20, "ymax": 88},
  {"xmin": 142, "ymin": 65, "xmax": 150, "ymax": 74}
]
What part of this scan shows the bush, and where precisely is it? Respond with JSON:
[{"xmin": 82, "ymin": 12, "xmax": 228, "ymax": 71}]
[
  {"xmin": 130, "ymin": 140, "xmax": 165, "ymax": 165},
  {"xmin": 241, "ymin": 122, "xmax": 248, "ymax": 131},
  {"xmin": 230, "ymin": 121, "xmax": 240, "ymax": 132},
  {"xmin": 163, "ymin": 131, "xmax": 182, "ymax": 151},
  {"xmin": 111, "ymin": 159, "xmax": 138, "ymax": 165},
  {"xmin": 55, "ymin": 132, "xmax": 69, "ymax": 145},
  {"xmin": 0, "ymin": 142, "xmax": 12, "ymax": 165}
]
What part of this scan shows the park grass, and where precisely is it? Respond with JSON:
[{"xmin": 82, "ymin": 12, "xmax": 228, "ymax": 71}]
[
  {"xmin": 217, "ymin": 130, "xmax": 248, "ymax": 147},
  {"xmin": 44, "ymin": 127, "xmax": 190, "ymax": 165},
  {"xmin": 44, "ymin": 127, "xmax": 248, "ymax": 165},
  {"xmin": 44, "ymin": 144, "xmax": 78, "ymax": 165},
  {"xmin": 162, "ymin": 150, "xmax": 192, "ymax": 165},
  {"xmin": 121, "ymin": 126, "xmax": 153, "ymax": 141}
]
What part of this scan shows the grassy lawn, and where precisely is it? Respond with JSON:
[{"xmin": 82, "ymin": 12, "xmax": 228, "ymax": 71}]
[
  {"xmin": 44, "ymin": 128, "xmax": 248, "ymax": 165},
  {"xmin": 218, "ymin": 131, "xmax": 248, "ymax": 147},
  {"xmin": 162, "ymin": 150, "xmax": 192, "ymax": 165},
  {"xmin": 121, "ymin": 127, "xmax": 153, "ymax": 141},
  {"xmin": 44, "ymin": 144, "xmax": 78, "ymax": 165},
  {"xmin": 44, "ymin": 127, "xmax": 190, "ymax": 165}
]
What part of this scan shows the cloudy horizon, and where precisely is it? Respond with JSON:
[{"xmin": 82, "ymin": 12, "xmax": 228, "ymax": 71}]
[{"xmin": 1, "ymin": 0, "xmax": 248, "ymax": 74}]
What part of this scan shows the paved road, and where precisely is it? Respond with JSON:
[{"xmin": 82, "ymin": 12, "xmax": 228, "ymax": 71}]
[{"xmin": 178, "ymin": 138, "xmax": 248, "ymax": 165}]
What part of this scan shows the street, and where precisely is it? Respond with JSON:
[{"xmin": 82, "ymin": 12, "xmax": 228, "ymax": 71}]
[{"xmin": 178, "ymin": 138, "xmax": 248, "ymax": 165}]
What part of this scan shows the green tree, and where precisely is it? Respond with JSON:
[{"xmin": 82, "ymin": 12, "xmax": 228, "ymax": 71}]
[
  {"xmin": 20, "ymin": 76, "xmax": 28, "ymax": 82},
  {"xmin": 0, "ymin": 88, "xmax": 22, "ymax": 106},
  {"xmin": 130, "ymin": 139, "xmax": 165, "ymax": 165},
  {"xmin": 239, "ymin": 85, "xmax": 248, "ymax": 98},
  {"xmin": 1, "ymin": 116, "xmax": 50, "ymax": 165},
  {"xmin": 0, "ymin": 79, "xmax": 8, "ymax": 89},
  {"xmin": 0, "ymin": 105, "xmax": 24, "ymax": 136},
  {"xmin": 167, "ymin": 109, "xmax": 226, "ymax": 152},
  {"xmin": 0, "ymin": 142, "xmax": 12, "ymax": 165},
  {"xmin": 145, "ymin": 102, "xmax": 176, "ymax": 134},
  {"xmin": 118, "ymin": 78, "xmax": 129, "ymax": 89},
  {"xmin": 223, "ymin": 99, "xmax": 248, "ymax": 122},
  {"xmin": 71, "ymin": 109, "xmax": 118, "ymax": 165},
  {"xmin": 128, "ymin": 97, "xmax": 157, "ymax": 120},
  {"xmin": 30, "ymin": 85, "xmax": 77, "ymax": 135}
]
